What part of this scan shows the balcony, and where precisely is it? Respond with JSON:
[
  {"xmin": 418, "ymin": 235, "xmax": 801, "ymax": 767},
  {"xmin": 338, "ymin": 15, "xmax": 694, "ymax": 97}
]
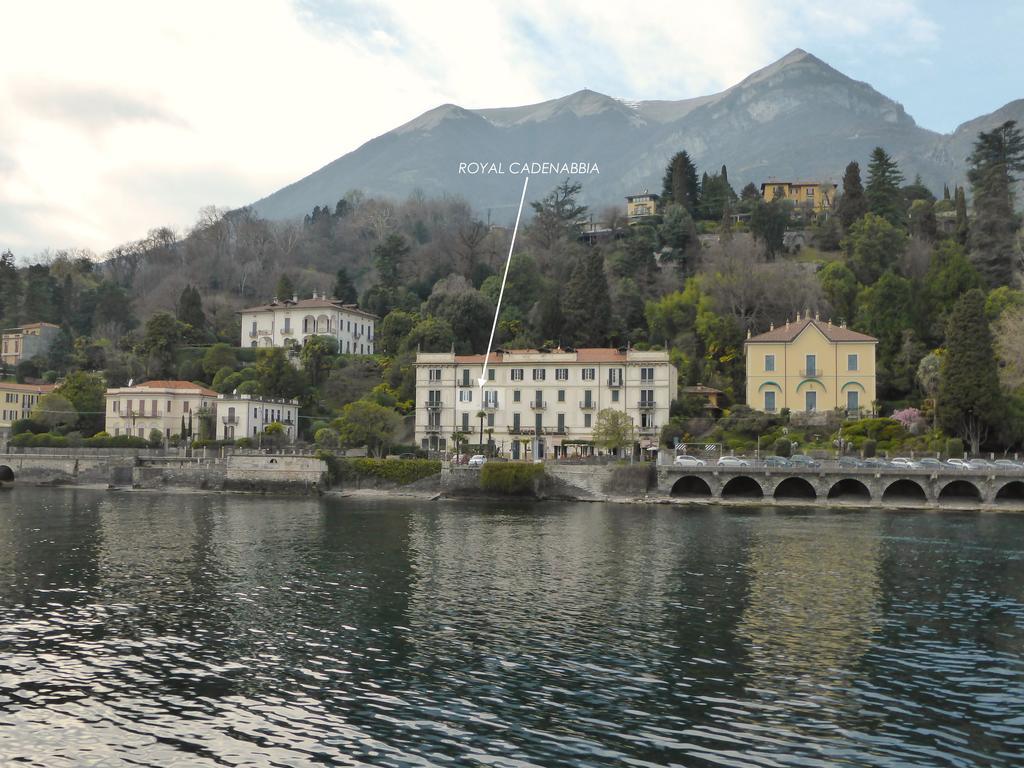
[
  {"xmin": 607, "ymin": 379, "xmax": 623, "ymax": 388},
  {"xmin": 424, "ymin": 400, "xmax": 443, "ymax": 410},
  {"xmin": 544, "ymin": 426, "xmax": 567, "ymax": 436},
  {"xmin": 529, "ymin": 400, "xmax": 547, "ymax": 410},
  {"xmin": 639, "ymin": 425, "xmax": 659, "ymax": 435},
  {"xmin": 281, "ymin": 327, "xmax": 294, "ymax": 336},
  {"xmin": 579, "ymin": 401, "xmax": 595, "ymax": 410},
  {"xmin": 457, "ymin": 380, "xmax": 474, "ymax": 388},
  {"xmin": 508, "ymin": 426, "xmax": 536, "ymax": 435},
  {"xmin": 483, "ymin": 401, "xmax": 499, "ymax": 410},
  {"xmin": 248, "ymin": 330, "xmax": 258, "ymax": 338},
  {"xmin": 637, "ymin": 400, "xmax": 656, "ymax": 409},
  {"xmin": 281, "ymin": 418, "xmax": 294, "ymax": 426},
  {"xmin": 424, "ymin": 424, "xmax": 442, "ymax": 434},
  {"xmin": 800, "ymin": 368, "xmax": 823, "ymax": 377},
  {"xmin": 221, "ymin": 416, "xmax": 239, "ymax": 425}
]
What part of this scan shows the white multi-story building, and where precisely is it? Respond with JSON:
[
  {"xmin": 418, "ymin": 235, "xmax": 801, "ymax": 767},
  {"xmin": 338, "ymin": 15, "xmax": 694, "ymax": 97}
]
[
  {"xmin": 105, "ymin": 381, "xmax": 219, "ymax": 440},
  {"xmin": 215, "ymin": 394, "xmax": 299, "ymax": 443},
  {"xmin": 238, "ymin": 292, "xmax": 377, "ymax": 355},
  {"xmin": 414, "ymin": 348, "xmax": 678, "ymax": 459}
]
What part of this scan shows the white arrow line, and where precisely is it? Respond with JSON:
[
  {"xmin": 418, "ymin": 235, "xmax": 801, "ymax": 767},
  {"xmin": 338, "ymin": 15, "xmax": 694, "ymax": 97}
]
[{"xmin": 478, "ymin": 175, "xmax": 529, "ymax": 389}]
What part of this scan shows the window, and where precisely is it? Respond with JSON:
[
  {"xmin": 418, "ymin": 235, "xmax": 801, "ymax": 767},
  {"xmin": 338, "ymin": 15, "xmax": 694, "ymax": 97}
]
[
  {"xmin": 805, "ymin": 390, "xmax": 817, "ymax": 412},
  {"xmin": 127, "ymin": 399, "xmax": 133, "ymax": 413},
  {"xmin": 608, "ymin": 368, "xmax": 623, "ymax": 386},
  {"xmin": 511, "ymin": 368, "xmax": 524, "ymax": 381},
  {"xmin": 461, "ymin": 413, "xmax": 469, "ymax": 430},
  {"xmin": 513, "ymin": 413, "xmax": 521, "ymax": 430},
  {"xmin": 764, "ymin": 390, "xmax": 776, "ymax": 412},
  {"xmin": 611, "ymin": 390, "xmax": 620, "ymax": 402},
  {"xmin": 534, "ymin": 390, "xmax": 543, "ymax": 406},
  {"xmin": 806, "ymin": 187, "xmax": 814, "ymax": 197},
  {"xmin": 487, "ymin": 413, "xmax": 494, "ymax": 427},
  {"xmin": 532, "ymin": 368, "xmax": 546, "ymax": 381},
  {"xmin": 183, "ymin": 401, "xmax": 190, "ymax": 412},
  {"xmin": 584, "ymin": 413, "xmax": 592, "ymax": 428},
  {"xmin": 640, "ymin": 367, "xmax": 654, "ymax": 381},
  {"xmin": 555, "ymin": 368, "xmax": 568, "ymax": 381},
  {"xmin": 557, "ymin": 390, "xmax": 565, "ymax": 402},
  {"xmin": 640, "ymin": 389, "xmax": 654, "ymax": 406},
  {"xmin": 250, "ymin": 321, "xmax": 257, "ymax": 335},
  {"xmin": 429, "ymin": 368, "xmax": 442, "ymax": 382},
  {"xmin": 847, "ymin": 354, "xmax": 859, "ymax": 371},
  {"xmin": 847, "ymin": 390, "xmax": 859, "ymax": 412},
  {"xmin": 641, "ymin": 412, "xmax": 654, "ymax": 428},
  {"xmin": 428, "ymin": 389, "xmax": 441, "ymax": 405},
  {"xmin": 557, "ymin": 414, "xmax": 565, "ymax": 432},
  {"xmin": 765, "ymin": 354, "xmax": 775, "ymax": 372},
  {"xmin": 805, "ymin": 354, "xmax": 817, "ymax": 376},
  {"xmin": 583, "ymin": 390, "xmax": 593, "ymax": 407},
  {"xmin": 513, "ymin": 390, "xmax": 521, "ymax": 403},
  {"xmin": 484, "ymin": 390, "xmax": 498, "ymax": 408},
  {"xmin": 582, "ymin": 368, "xmax": 595, "ymax": 381},
  {"xmin": 459, "ymin": 390, "xmax": 473, "ymax": 403},
  {"xmin": 461, "ymin": 369, "xmax": 471, "ymax": 386},
  {"xmin": 488, "ymin": 369, "xmax": 495, "ymax": 382},
  {"xmin": 283, "ymin": 318, "xmax": 291, "ymax": 332},
  {"xmin": 166, "ymin": 401, "xmax": 171, "ymax": 412}
]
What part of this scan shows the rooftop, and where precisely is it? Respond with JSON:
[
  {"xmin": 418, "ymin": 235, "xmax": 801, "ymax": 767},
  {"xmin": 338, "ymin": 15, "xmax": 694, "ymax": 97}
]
[
  {"xmin": 746, "ymin": 316, "xmax": 877, "ymax": 344},
  {"xmin": 420, "ymin": 347, "xmax": 672, "ymax": 365},
  {"xmin": 239, "ymin": 292, "xmax": 378, "ymax": 319},
  {"xmin": 0, "ymin": 381, "xmax": 56, "ymax": 393},
  {"xmin": 107, "ymin": 380, "xmax": 219, "ymax": 397}
]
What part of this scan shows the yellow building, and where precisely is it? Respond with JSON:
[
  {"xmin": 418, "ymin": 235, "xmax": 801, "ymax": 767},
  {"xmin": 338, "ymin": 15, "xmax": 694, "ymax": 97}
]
[
  {"xmin": 745, "ymin": 315, "xmax": 876, "ymax": 415},
  {"xmin": 760, "ymin": 180, "xmax": 837, "ymax": 212},
  {"xmin": 626, "ymin": 191, "xmax": 659, "ymax": 222},
  {"xmin": 0, "ymin": 381, "xmax": 55, "ymax": 438}
]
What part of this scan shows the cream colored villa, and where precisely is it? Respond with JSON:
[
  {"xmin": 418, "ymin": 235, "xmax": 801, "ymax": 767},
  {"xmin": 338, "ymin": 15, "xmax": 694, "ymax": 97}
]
[
  {"xmin": 239, "ymin": 293, "xmax": 377, "ymax": 355},
  {"xmin": 745, "ymin": 314, "xmax": 877, "ymax": 415},
  {"xmin": 414, "ymin": 348, "xmax": 678, "ymax": 459},
  {"xmin": 105, "ymin": 380, "xmax": 219, "ymax": 440},
  {"xmin": 215, "ymin": 393, "xmax": 299, "ymax": 443}
]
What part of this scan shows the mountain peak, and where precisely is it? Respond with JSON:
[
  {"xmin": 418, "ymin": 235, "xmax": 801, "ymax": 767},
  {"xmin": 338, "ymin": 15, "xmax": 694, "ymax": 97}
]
[{"xmin": 394, "ymin": 103, "xmax": 479, "ymax": 134}]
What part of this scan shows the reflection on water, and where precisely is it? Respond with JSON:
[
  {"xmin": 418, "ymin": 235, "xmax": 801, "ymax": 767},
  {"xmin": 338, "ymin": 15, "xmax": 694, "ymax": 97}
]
[{"xmin": 0, "ymin": 489, "xmax": 1022, "ymax": 766}]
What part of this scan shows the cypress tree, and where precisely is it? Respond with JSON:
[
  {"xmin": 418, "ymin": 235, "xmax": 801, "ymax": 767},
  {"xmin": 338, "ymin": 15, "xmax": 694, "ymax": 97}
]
[
  {"xmin": 943, "ymin": 183, "xmax": 951, "ymax": 201},
  {"xmin": 333, "ymin": 267, "xmax": 357, "ymax": 304},
  {"xmin": 967, "ymin": 120, "xmax": 1024, "ymax": 288},
  {"xmin": 938, "ymin": 288, "xmax": 1000, "ymax": 454},
  {"xmin": 865, "ymin": 147, "xmax": 905, "ymax": 226},
  {"xmin": 176, "ymin": 285, "xmax": 206, "ymax": 331},
  {"xmin": 955, "ymin": 185, "xmax": 969, "ymax": 246},
  {"xmin": 562, "ymin": 250, "xmax": 610, "ymax": 346},
  {"xmin": 836, "ymin": 161, "xmax": 867, "ymax": 230},
  {"xmin": 275, "ymin": 273, "xmax": 295, "ymax": 301},
  {"xmin": 660, "ymin": 150, "xmax": 699, "ymax": 216}
]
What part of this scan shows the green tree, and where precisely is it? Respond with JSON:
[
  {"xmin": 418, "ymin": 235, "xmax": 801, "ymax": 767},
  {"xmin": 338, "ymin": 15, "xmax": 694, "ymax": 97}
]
[
  {"xmin": 750, "ymin": 199, "xmax": 789, "ymax": 260},
  {"xmin": 54, "ymin": 371, "xmax": 106, "ymax": 436},
  {"xmin": 658, "ymin": 203, "xmax": 696, "ymax": 252},
  {"xmin": 854, "ymin": 272, "xmax": 913, "ymax": 399},
  {"xmin": 842, "ymin": 213, "xmax": 907, "ymax": 284},
  {"xmin": 201, "ymin": 343, "xmax": 237, "ymax": 378},
  {"xmin": 333, "ymin": 400, "xmax": 401, "ymax": 457},
  {"xmin": 254, "ymin": 347, "xmax": 306, "ymax": 399},
  {"xmin": 31, "ymin": 393, "xmax": 78, "ymax": 430},
  {"xmin": 865, "ymin": 147, "xmax": 905, "ymax": 226},
  {"xmin": 176, "ymin": 284, "xmax": 206, "ymax": 338},
  {"xmin": 529, "ymin": 179, "xmax": 588, "ymax": 247},
  {"xmin": 378, "ymin": 310, "xmax": 418, "ymax": 355},
  {"xmin": 985, "ymin": 286, "xmax": 1024, "ymax": 322},
  {"xmin": 141, "ymin": 312, "xmax": 186, "ymax": 378},
  {"xmin": 593, "ymin": 408, "xmax": 635, "ymax": 455},
  {"xmin": 0, "ymin": 250, "xmax": 19, "ymax": 326},
  {"xmin": 373, "ymin": 234, "xmax": 410, "ymax": 292},
  {"xmin": 405, "ymin": 316, "xmax": 455, "ymax": 352},
  {"xmin": 333, "ymin": 267, "xmax": 358, "ymax": 303},
  {"xmin": 908, "ymin": 199, "xmax": 937, "ymax": 240},
  {"xmin": 925, "ymin": 241, "xmax": 982, "ymax": 329},
  {"xmin": 300, "ymin": 335, "xmax": 337, "ymax": 385},
  {"xmin": 836, "ymin": 161, "xmax": 867, "ymax": 230},
  {"xmin": 275, "ymin": 273, "xmax": 295, "ymax": 300},
  {"xmin": 967, "ymin": 120, "xmax": 1024, "ymax": 287},
  {"xmin": 818, "ymin": 261, "xmax": 859, "ymax": 324},
  {"xmin": 645, "ymin": 288, "xmax": 697, "ymax": 347},
  {"xmin": 660, "ymin": 151, "xmax": 700, "ymax": 215},
  {"xmin": 954, "ymin": 185, "xmax": 969, "ymax": 245},
  {"xmin": 562, "ymin": 250, "xmax": 610, "ymax": 345},
  {"xmin": 939, "ymin": 289, "xmax": 1001, "ymax": 453}
]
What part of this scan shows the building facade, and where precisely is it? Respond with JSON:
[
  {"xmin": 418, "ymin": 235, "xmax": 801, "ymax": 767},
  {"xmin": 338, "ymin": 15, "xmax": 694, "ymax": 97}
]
[
  {"xmin": 1, "ymin": 323, "xmax": 61, "ymax": 367},
  {"xmin": 759, "ymin": 181, "xmax": 837, "ymax": 213},
  {"xmin": 626, "ymin": 191, "xmax": 660, "ymax": 222},
  {"xmin": 215, "ymin": 394, "xmax": 299, "ymax": 443},
  {"xmin": 238, "ymin": 293, "xmax": 377, "ymax": 355},
  {"xmin": 105, "ymin": 381, "xmax": 219, "ymax": 440},
  {"xmin": 745, "ymin": 315, "xmax": 877, "ymax": 416},
  {"xmin": 414, "ymin": 348, "xmax": 678, "ymax": 459},
  {"xmin": 0, "ymin": 381, "xmax": 55, "ymax": 429}
]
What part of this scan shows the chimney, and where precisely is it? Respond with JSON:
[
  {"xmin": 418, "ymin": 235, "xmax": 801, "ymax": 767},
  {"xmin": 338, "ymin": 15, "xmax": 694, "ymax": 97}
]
[
  {"xmin": 795, "ymin": 311, "xmax": 801, "ymax": 322},
  {"xmin": 815, "ymin": 311, "xmax": 820, "ymax": 321},
  {"xmin": 746, "ymin": 329, "xmax": 751, "ymax": 339},
  {"xmin": 769, "ymin": 322, "xmax": 774, "ymax": 331},
  {"xmin": 292, "ymin": 294, "xmax": 298, "ymax": 303}
]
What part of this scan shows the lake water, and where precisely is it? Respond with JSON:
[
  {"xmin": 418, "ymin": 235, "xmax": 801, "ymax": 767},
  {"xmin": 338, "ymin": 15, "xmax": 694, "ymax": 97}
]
[{"xmin": 0, "ymin": 487, "xmax": 1022, "ymax": 767}]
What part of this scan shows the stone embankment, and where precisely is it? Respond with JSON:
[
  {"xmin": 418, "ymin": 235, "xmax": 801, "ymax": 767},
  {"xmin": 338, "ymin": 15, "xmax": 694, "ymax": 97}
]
[{"xmin": 0, "ymin": 450, "xmax": 326, "ymax": 494}]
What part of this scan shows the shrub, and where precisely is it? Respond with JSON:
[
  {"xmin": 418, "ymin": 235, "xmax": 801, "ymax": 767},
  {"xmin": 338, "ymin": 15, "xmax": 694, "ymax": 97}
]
[
  {"xmin": 862, "ymin": 439, "xmax": 877, "ymax": 458},
  {"xmin": 338, "ymin": 458, "xmax": 441, "ymax": 486},
  {"xmin": 946, "ymin": 438, "xmax": 965, "ymax": 458},
  {"xmin": 11, "ymin": 419, "xmax": 47, "ymax": 436},
  {"xmin": 480, "ymin": 463, "xmax": 544, "ymax": 495},
  {"xmin": 235, "ymin": 437, "xmax": 254, "ymax": 449},
  {"xmin": 774, "ymin": 438, "xmax": 792, "ymax": 457}
]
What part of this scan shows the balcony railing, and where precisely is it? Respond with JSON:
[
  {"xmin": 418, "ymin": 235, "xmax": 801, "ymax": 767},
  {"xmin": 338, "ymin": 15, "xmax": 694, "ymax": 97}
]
[
  {"xmin": 530, "ymin": 400, "xmax": 547, "ymax": 410},
  {"xmin": 281, "ymin": 418, "xmax": 294, "ymax": 426},
  {"xmin": 424, "ymin": 424, "xmax": 442, "ymax": 434},
  {"xmin": 638, "ymin": 400, "xmax": 656, "ymax": 409},
  {"xmin": 424, "ymin": 400, "xmax": 443, "ymax": 410},
  {"xmin": 638, "ymin": 425, "xmax": 658, "ymax": 435},
  {"xmin": 607, "ymin": 379, "xmax": 622, "ymax": 388},
  {"xmin": 248, "ymin": 330, "xmax": 258, "ymax": 338},
  {"xmin": 221, "ymin": 416, "xmax": 239, "ymax": 425},
  {"xmin": 579, "ymin": 401, "xmax": 595, "ymax": 410},
  {"xmin": 545, "ymin": 426, "xmax": 567, "ymax": 435},
  {"xmin": 483, "ymin": 401, "xmax": 499, "ymax": 410},
  {"xmin": 508, "ymin": 426, "xmax": 536, "ymax": 435},
  {"xmin": 457, "ymin": 380, "xmax": 473, "ymax": 387},
  {"xmin": 800, "ymin": 368, "xmax": 823, "ymax": 377},
  {"xmin": 281, "ymin": 327, "xmax": 294, "ymax": 335}
]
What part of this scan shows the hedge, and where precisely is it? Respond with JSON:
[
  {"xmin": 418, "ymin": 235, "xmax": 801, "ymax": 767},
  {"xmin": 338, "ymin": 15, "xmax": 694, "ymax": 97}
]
[
  {"xmin": 8, "ymin": 432, "xmax": 154, "ymax": 448},
  {"xmin": 338, "ymin": 458, "xmax": 441, "ymax": 485},
  {"xmin": 479, "ymin": 463, "xmax": 544, "ymax": 495}
]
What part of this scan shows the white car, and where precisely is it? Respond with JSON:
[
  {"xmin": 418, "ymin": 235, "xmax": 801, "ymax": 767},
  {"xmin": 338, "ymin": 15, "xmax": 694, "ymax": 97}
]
[
  {"xmin": 467, "ymin": 454, "xmax": 487, "ymax": 468},
  {"xmin": 889, "ymin": 457, "xmax": 922, "ymax": 470},
  {"xmin": 946, "ymin": 458, "xmax": 972, "ymax": 471},
  {"xmin": 717, "ymin": 456, "xmax": 751, "ymax": 467},
  {"xmin": 674, "ymin": 454, "xmax": 706, "ymax": 467}
]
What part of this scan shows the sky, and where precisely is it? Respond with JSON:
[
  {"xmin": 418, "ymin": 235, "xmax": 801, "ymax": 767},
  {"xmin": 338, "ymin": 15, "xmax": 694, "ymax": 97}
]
[{"xmin": 0, "ymin": 0, "xmax": 1019, "ymax": 258}]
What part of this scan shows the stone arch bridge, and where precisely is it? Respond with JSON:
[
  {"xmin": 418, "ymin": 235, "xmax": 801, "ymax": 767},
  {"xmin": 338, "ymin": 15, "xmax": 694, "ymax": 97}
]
[{"xmin": 657, "ymin": 465, "xmax": 1024, "ymax": 507}]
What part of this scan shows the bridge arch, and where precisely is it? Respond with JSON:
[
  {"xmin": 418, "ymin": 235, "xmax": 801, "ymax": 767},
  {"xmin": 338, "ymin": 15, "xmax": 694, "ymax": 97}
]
[
  {"xmin": 937, "ymin": 479, "xmax": 982, "ymax": 505},
  {"xmin": 0, "ymin": 465, "xmax": 12, "ymax": 483},
  {"xmin": 670, "ymin": 475, "xmax": 712, "ymax": 498},
  {"xmin": 827, "ymin": 478, "xmax": 871, "ymax": 501},
  {"xmin": 774, "ymin": 476, "xmax": 817, "ymax": 500},
  {"xmin": 881, "ymin": 478, "xmax": 928, "ymax": 504},
  {"xmin": 994, "ymin": 480, "xmax": 1024, "ymax": 504},
  {"xmin": 721, "ymin": 475, "xmax": 764, "ymax": 499}
]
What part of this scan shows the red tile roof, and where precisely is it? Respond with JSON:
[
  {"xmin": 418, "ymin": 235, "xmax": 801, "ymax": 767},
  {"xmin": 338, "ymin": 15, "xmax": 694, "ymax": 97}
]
[
  {"xmin": 746, "ymin": 317, "xmax": 877, "ymax": 344},
  {"xmin": 452, "ymin": 347, "xmax": 654, "ymax": 364},
  {"xmin": 0, "ymin": 381, "xmax": 56, "ymax": 393},
  {"xmin": 129, "ymin": 380, "xmax": 219, "ymax": 397}
]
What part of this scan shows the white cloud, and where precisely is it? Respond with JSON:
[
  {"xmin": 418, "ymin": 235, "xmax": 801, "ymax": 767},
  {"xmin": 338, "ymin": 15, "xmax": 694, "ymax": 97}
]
[{"xmin": 0, "ymin": 0, "xmax": 940, "ymax": 256}]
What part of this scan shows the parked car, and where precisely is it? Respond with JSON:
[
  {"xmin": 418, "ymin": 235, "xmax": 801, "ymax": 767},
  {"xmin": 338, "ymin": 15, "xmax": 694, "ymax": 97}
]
[
  {"xmin": 674, "ymin": 454, "xmax": 707, "ymax": 467},
  {"xmin": 468, "ymin": 454, "xmax": 487, "ymax": 468},
  {"xmin": 838, "ymin": 456, "xmax": 866, "ymax": 468},
  {"xmin": 917, "ymin": 457, "xmax": 943, "ymax": 470},
  {"xmin": 717, "ymin": 456, "xmax": 751, "ymax": 467},
  {"xmin": 762, "ymin": 455, "xmax": 790, "ymax": 468},
  {"xmin": 993, "ymin": 459, "xmax": 1024, "ymax": 471},
  {"xmin": 890, "ymin": 457, "xmax": 923, "ymax": 470},
  {"xmin": 862, "ymin": 457, "xmax": 889, "ymax": 469},
  {"xmin": 967, "ymin": 458, "xmax": 994, "ymax": 470},
  {"xmin": 788, "ymin": 454, "xmax": 821, "ymax": 469},
  {"xmin": 946, "ymin": 458, "xmax": 972, "ymax": 470}
]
